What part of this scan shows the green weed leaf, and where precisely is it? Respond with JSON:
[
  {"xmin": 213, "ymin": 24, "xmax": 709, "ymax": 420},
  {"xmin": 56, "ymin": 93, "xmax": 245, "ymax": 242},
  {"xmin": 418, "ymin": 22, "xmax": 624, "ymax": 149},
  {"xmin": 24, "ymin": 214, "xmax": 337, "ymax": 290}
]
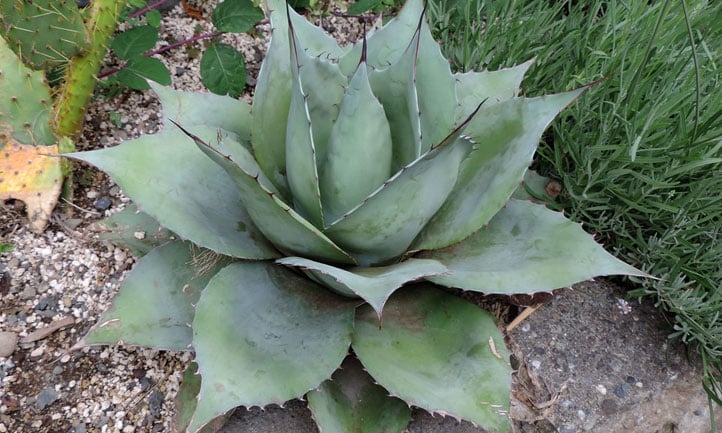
[
  {"xmin": 347, "ymin": 0, "xmax": 383, "ymax": 14},
  {"xmin": 146, "ymin": 10, "xmax": 162, "ymax": 27},
  {"xmin": 111, "ymin": 25, "xmax": 158, "ymax": 59},
  {"xmin": 201, "ymin": 43, "xmax": 247, "ymax": 97},
  {"xmin": 212, "ymin": 0, "xmax": 265, "ymax": 33},
  {"xmin": 116, "ymin": 56, "xmax": 171, "ymax": 90}
]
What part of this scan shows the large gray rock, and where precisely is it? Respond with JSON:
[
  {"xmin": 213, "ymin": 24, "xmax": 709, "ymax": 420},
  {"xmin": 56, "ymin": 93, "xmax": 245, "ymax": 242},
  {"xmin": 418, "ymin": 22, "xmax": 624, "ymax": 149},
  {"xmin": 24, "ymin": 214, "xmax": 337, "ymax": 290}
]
[{"xmin": 510, "ymin": 280, "xmax": 722, "ymax": 433}]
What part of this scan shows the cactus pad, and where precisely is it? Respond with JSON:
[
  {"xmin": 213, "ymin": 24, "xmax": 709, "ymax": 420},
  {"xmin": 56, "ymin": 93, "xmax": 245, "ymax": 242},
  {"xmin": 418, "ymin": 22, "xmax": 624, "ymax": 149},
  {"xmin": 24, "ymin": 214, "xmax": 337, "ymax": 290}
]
[{"xmin": 0, "ymin": 0, "xmax": 90, "ymax": 70}]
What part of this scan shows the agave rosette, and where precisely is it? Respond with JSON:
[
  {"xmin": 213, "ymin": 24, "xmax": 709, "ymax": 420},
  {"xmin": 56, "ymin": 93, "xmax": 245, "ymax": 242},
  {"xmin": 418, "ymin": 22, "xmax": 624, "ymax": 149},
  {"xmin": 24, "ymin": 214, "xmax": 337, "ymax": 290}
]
[{"xmin": 70, "ymin": 1, "xmax": 645, "ymax": 432}]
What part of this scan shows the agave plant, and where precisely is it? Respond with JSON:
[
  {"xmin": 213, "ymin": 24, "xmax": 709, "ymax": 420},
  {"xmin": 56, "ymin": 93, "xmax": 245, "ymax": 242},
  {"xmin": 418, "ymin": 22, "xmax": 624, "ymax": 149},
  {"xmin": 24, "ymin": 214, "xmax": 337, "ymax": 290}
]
[{"xmin": 70, "ymin": 1, "xmax": 645, "ymax": 432}]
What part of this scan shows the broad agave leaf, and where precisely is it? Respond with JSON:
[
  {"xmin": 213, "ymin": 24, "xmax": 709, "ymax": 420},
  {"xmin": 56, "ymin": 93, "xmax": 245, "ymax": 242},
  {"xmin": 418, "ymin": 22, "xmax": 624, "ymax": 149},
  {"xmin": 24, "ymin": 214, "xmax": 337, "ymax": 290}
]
[
  {"xmin": 71, "ymin": 1, "xmax": 649, "ymax": 433},
  {"xmin": 307, "ymin": 357, "xmax": 411, "ymax": 433},
  {"xmin": 353, "ymin": 286, "xmax": 511, "ymax": 432}
]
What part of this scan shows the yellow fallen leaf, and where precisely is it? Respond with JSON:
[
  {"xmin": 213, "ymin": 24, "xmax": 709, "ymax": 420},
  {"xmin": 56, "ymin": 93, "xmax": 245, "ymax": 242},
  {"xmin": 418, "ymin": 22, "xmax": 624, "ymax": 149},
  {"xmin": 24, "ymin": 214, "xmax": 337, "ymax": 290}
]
[{"xmin": 0, "ymin": 140, "xmax": 62, "ymax": 232}]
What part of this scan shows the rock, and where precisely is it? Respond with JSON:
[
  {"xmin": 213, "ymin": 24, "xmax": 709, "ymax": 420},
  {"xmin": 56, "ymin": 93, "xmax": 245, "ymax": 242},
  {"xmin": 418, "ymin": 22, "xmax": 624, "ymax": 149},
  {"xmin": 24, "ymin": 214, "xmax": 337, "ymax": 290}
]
[
  {"xmin": 509, "ymin": 280, "xmax": 722, "ymax": 432},
  {"xmin": 600, "ymin": 399, "xmax": 618, "ymax": 415},
  {"xmin": 148, "ymin": 391, "xmax": 163, "ymax": 418},
  {"xmin": 35, "ymin": 387, "xmax": 59, "ymax": 409},
  {"xmin": 0, "ymin": 332, "xmax": 18, "ymax": 357},
  {"xmin": 73, "ymin": 423, "xmax": 87, "ymax": 433},
  {"xmin": 93, "ymin": 197, "xmax": 112, "ymax": 211}
]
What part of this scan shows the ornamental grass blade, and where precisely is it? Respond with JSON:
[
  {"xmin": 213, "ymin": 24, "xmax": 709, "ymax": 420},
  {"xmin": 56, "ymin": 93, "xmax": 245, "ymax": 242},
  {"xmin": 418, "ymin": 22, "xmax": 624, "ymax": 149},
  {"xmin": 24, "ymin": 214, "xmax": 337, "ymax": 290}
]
[
  {"xmin": 454, "ymin": 59, "xmax": 534, "ymax": 125},
  {"xmin": 95, "ymin": 203, "xmax": 173, "ymax": 257},
  {"xmin": 188, "ymin": 261, "xmax": 355, "ymax": 433},
  {"xmin": 307, "ymin": 356, "xmax": 411, "ymax": 433},
  {"xmin": 324, "ymin": 111, "xmax": 480, "ymax": 266},
  {"xmin": 353, "ymin": 285, "xmax": 511, "ymax": 433},
  {"xmin": 151, "ymin": 82, "xmax": 252, "ymax": 143},
  {"xmin": 422, "ymin": 199, "xmax": 648, "ymax": 294},
  {"xmin": 276, "ymin": 256, "xmax": 447, "ymax": 318},
  {"xmin": 69, "ymin": 127, "xmax": 279, "ymax": 260},
  {"xmin": 76, "ymin": 241, "xmax": 230, "ymax": 351},
  {"xmin": 413, "ymin": 88, "xmax": 588, "ymax": 251},
  {"xmin": 181, "ymin": 125, "xmax": 355, "ymax": 264},
  {"xmin": 321, "ymin": 59, "xmax": 393, "ymax": 222}
]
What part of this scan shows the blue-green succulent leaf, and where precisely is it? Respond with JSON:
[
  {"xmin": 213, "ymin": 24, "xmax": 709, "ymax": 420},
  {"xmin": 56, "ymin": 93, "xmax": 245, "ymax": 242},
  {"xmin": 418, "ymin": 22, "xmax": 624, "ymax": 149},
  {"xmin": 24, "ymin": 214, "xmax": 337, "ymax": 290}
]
[
  {"xmin": 454, "ymin": 59, "xmax": 534, "ymax": 125},
  {"xmin": 252, "ymin": 0, "xmax": 346, "ymax": 199},
  {"xmin": 339, "ymin": 0, "xmax": 424, "ymax": 75},
  {"xmin": 353, "ymin": 286, "xmax": 511, "ymax": 433},
  {"xmin": 422, "ymin": 199, "xmax": 647, "ymax": 293},
  {"xmin": 69, "ymin": 127, "xmax": 278, "ymax": 260},
  {"xmin": 251, "ymin": 0, "xmax": 293, "ymax": 197},
  {"xmin": 368, "ymin": 27, "xmax": 421, "ymax": 171},
  {"xmin": 413, "ymin": 88, "xmax": 587, "ymax": 251},
  {"xmin": 95, "ymin": 204, "xmax": 173, "ymax": 257},
  {"xmin": 307, "ymin": 356, "xmax": 411, "ymax": 433},
  {"xmin": 188, "ymin": 261, "xmax": 355, "ymax": 433},
  {"xmin": 276, "ymin": 256, "xmax": 447, "ymax": 317},
  {"xmin": 180, "ymin": 124, "xmax": 355, "ymax": 264},
  {"xmin": 151, "ymin": 82, "xmax": 253, "ymax": 143},
  {"xmin": 321, "ymin": 61, "xmax": 392, "ymax": 223},
  {"xmin": 285, "ymin": 18, "xmax": 347, "ymax": 227},
  {"xmin": 415, "ymin": 20, "xmax": 456, "ymax": 153},
  {"xmin": 76, "ymin": 241, "xmax": 230, "ymax": 351},
  {"xmin": 324, "ymin": 136, "xmax": 474, "ymax": 266}
]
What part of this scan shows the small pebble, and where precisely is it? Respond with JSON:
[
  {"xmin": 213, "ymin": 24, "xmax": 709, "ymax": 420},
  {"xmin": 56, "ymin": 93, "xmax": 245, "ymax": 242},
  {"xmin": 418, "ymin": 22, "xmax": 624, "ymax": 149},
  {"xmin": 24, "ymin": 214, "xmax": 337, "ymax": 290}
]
[
  {"xmin": 0, "ymin": 332, "xmax": 18, "ymax": 357},
  {"xmin": 600, "ymin": 398, "xmax": 618, "ymax": 415},
  {"xmin": 614, "ymin": 383, "xmax": 631, "ymax": 398},
  {"xmin": 94, "ymin": 197, "xmax": 112, "ymax": 211},
  {"xmin": 149, "ymin": 390, "xmax": 164, "ymax": 418},
  {"xmin": 595, "ymin": 384, "xmax": 607, "ymax": 395},
  {"xmin": 52, "ymin": 366, "xmax": 64, "ymax": 375},
  {"xmin": 30, "ymin": 346, "xmax": 44, "ymax": 359},
  {"xmin": 35, "ymin": 387, "xmax": 59, "ymax": 409}
]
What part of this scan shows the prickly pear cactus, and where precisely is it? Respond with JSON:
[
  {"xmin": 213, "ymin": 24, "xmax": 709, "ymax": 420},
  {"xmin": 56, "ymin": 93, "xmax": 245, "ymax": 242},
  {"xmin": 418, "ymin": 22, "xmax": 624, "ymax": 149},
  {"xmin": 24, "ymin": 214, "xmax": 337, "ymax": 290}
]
[
  {"xmin": 0, "ymin": 0, "xmax": 125, "ymax": 232},
  {"xmin": 70, "ymin": 1, "xmax": 649, "ymax": 432},
  {"xmin": 0, "ymin": 37, "xmax": 62, "ymax": 231},
  {"xmin": 0, "ymin": 0, "xmax": 91, "ymax": 70}
]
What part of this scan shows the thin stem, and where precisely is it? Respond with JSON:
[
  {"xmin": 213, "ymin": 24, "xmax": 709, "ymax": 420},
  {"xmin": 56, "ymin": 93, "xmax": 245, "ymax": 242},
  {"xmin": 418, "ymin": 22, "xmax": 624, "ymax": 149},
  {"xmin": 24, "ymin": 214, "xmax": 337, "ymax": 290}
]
[{"xmin": 129, "ymin": 0, "xmax": 168, "ymax": 19}]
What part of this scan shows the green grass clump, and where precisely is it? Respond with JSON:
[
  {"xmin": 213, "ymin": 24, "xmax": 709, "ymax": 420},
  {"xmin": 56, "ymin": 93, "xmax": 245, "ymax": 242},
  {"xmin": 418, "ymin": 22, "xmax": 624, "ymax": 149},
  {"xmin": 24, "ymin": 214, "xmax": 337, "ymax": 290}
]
[{"xmin": 428, "ymin": 0, "xmax": 722, "ymax": 403}]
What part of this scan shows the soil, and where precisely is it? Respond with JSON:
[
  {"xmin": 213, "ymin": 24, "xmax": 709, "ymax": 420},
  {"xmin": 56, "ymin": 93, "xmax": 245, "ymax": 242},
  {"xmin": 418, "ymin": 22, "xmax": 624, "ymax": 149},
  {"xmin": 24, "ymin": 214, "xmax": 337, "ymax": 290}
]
[{"xmin": 0, "ymin": 3, "xmax": 718, "ymax": 433}]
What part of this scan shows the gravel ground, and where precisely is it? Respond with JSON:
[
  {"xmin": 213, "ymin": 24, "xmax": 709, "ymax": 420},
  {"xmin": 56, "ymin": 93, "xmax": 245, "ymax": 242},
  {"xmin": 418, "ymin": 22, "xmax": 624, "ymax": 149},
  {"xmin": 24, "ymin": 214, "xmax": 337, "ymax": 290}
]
[{"xmin": 0, "ymin": 3, "xmax": 368, "ymax": 432}]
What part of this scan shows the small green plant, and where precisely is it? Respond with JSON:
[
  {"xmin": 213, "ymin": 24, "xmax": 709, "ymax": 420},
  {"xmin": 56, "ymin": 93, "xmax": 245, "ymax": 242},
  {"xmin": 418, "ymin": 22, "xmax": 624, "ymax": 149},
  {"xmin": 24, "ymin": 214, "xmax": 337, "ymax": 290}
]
[
  {"xmin": 0, "ymin": 242, "xmax": 13, "ymax": 253},
  {"xmin": 103, "ymin": 0, "xmax": 264, "ymax": 97},
  {"xmin": 71, "ymin": 1, "xmax": 644, "ymax": 432}
]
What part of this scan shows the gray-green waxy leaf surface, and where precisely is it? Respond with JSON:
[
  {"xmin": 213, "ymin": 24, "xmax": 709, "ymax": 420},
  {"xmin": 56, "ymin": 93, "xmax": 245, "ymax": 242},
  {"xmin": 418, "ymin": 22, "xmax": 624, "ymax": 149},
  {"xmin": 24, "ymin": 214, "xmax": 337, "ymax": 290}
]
[
  {"xmin": 307, "ymin": 357, "xmax": 411, "ymax": 433},
  {"xmin": 188, "ymin": 131, "xmax": 355, "ymax": 264},
  {"xmin": 276, "ymin": 256, "xmax": 447, "ymax": 316},
  {"xmin": 353, "ymin": 286, "xmax": 511, "ymax": 433},
  {"xmin": 95, "ymin": 204, "xmax": 173, "ymax": 257},
  {"xmin": 69, "ymin": 127, "xmax": 278, "ymax": 260},
  {"xmin": 77, "ymin": 242, "xmax": 229, "ymax": 350},
  {"xmin": 422, "ymin": 199, "xmax": 647, "ymax": 293},
  {"xmin": 325, "ymin": 137, "xmax": 473, "ymax": 265},
  {"xmin": 189, "ymin": 262, "xmax": 355, "ymax": 433},
  {"xmin": 321, "ymin": 61, "xmax": 393, "ymax": 223},
  {"xmin": 151, "ymin": 82, "xmax": 253, "ymax": 143},
  {"xmin": 413, "ymin": 88, "xmax": 587, "ymax": 251}
]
